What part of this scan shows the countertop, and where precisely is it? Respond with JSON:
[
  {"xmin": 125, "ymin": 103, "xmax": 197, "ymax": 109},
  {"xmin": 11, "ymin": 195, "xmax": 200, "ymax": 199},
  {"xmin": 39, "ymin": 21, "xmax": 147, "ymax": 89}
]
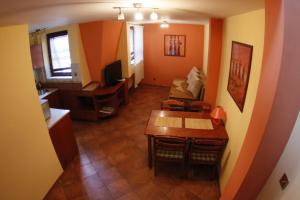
[
  {"xmin": 46, "ymin": 108, "xmax": 70, "ymax": 129},
  {"xmin": 39, "ymin": 88, "xmax": 58, "ymax": 99}
]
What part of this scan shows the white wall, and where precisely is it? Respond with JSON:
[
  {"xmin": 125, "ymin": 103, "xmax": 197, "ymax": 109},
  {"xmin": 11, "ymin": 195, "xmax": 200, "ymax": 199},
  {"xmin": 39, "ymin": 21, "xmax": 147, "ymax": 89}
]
[{"xmin": 257, "ymin": 111, "xmax": 300, "ymax": 199}]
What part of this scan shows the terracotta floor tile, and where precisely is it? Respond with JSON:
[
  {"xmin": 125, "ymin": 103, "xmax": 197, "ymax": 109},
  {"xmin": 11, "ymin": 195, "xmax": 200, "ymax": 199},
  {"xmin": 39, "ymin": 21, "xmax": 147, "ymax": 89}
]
[
  {"xmin": 45, "ymin": 85, "xmax": 220, "ymax": 200},
  {"xmin": 106, "ymin": 178, "xmax": 131, "ymax": 199},
  {"xmin": 167, "ymin": 185, "xmax": 201, "ymax": 200},
  {"xmin": 63, "ymin": 181, "xmax": 87, "ymax": 199},
  {"xmin": 73, "ymin": 154, "xmax": 91, "ymax": 166},
  {"xmin": 74, "ymin": 163, "xmax": 98, "ymax": 179},
  {"xmin": 85, "ymin": 186, "xmax": 114, "ymax": 200},
  {"xmin": 82, "ymin": 174, "xmax": 105, "ymax": 192},
  {"xmin": 91, "ymin": 158, "xmax": 113, "ymax": 173},
  {"xmin": 134, "ymin": 180, "xmax": 169, "ymax": 200},
  {"xmin": 45, "ymin": 185, "xmax": 67, "ymax": 200},
  {"xmin": 116, "ymin": 192, "xmax": 140, "ymax": 200},
  {"xmin": 87, "ymin": 149, "xmax": 107, "ymax": 162},
  {"xmin": 97, "ymin": 167, "xmax": 123, "ymax": 185},
  {"xmin": 124, "ymin": 167, "xmax": 153, "ymax": 188}
]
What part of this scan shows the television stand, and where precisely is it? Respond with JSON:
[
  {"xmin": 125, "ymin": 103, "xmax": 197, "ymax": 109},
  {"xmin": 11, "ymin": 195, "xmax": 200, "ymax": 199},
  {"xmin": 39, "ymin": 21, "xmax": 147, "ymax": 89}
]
[{"xmin": 69, "ymin": 80, "xmax": 129, "ymax": 121}]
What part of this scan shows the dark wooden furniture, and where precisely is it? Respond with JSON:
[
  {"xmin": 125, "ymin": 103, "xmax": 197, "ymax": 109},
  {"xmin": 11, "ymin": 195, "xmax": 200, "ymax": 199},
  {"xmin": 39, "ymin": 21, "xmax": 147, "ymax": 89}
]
[
  {"xmin": 161, "ymin": 99, "xmax": 185, "ymax": 111},
  {"xmin": 41, "ymin": 89, "xmax": 62, "ymax": 109},
  {"xmin": 47, "ymin": 109, "xmax": 78, "ymax": 169},
  {"xmin": 161, "ymin": 100, "xmax": 211, "ymax": 113},
  {"xmin": 188, "ymin": 139, "xmax": 226, "ymax": 178},
  {"xmin": 144, "ymin": 110, "xmax": 228, "ymax": 168},
  {"xmin": 185, "ymin": 101, "xmax": 211, "ymax": 113},
  {"xmin": 153, "ymin": 136, "xmax": 188, "ymax": 176},
  {"xmin": 62, "ymin": 80, "xmax": 129, "ymax": 121}
]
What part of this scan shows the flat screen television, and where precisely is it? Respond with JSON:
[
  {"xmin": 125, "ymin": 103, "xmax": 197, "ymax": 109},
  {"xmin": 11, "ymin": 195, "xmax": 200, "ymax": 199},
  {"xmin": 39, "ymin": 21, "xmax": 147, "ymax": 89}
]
[{"xmin": 104, "ymin": 60, "xmax": 122, "ymax": 87}]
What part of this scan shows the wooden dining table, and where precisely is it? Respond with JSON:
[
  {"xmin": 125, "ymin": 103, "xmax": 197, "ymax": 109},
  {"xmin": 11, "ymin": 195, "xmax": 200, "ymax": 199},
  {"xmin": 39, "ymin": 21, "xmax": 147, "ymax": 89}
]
[{"xmin": 144, "ymin": 110, "xmax": 229, "ymax": 168}]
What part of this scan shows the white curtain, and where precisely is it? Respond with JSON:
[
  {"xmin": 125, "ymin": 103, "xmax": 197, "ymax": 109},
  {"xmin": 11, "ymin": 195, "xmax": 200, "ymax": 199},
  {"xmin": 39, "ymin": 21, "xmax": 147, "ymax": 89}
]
[{"xmin": 133, "ymin": 25, "xmax": 144, "ymax": 87}]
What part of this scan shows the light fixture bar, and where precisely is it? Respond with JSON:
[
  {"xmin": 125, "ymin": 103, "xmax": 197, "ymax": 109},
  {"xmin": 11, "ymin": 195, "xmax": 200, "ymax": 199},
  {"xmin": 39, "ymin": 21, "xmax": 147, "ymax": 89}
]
[{"xmin": 113, "ymin": 3, "xmax": 159, "ymax": 21}]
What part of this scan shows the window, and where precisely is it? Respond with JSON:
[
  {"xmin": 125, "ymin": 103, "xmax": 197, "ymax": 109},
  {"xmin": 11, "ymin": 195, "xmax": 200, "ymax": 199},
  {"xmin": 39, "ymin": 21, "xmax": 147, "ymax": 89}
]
[
  {"xmin": 129, "ymin": 26, "xmax": 135, "ymax": 63},
  {"xmin": 47, "ymin": 31, "xmax": 72, "ymax": 77}
]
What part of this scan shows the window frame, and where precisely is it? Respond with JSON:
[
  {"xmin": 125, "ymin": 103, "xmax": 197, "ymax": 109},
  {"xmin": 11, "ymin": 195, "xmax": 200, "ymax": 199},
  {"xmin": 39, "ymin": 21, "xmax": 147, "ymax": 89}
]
[
  {"xmin": 129, "ymin": 26, "xmax": 135, "ymax": 63},
  {"xmin": 46, "ymin": 30, "xmax": 72, "ymax": 77}
]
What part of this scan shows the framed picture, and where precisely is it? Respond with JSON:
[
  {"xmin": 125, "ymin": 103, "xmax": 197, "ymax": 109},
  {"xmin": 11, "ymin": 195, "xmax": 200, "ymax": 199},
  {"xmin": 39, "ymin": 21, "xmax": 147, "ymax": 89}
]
[
  {"xmin": 164, "ymin": 35, "xmax": 186, "ymax": 57},
  {"xmin": 227, "ymin": 41, "xmax": 253, "ymax": 112}
]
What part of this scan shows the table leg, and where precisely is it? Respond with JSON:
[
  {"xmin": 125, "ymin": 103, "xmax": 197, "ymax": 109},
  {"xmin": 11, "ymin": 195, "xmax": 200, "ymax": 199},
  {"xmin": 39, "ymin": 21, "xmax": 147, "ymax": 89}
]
[{"xmin": 148, "ymin": 135, "xmax": 152, "ymax": 168}]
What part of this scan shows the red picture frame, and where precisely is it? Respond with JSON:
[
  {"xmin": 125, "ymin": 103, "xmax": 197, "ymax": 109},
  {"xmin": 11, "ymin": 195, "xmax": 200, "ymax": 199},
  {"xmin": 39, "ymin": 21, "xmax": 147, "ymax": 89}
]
[
  {"xmin": 164, "ymin": 35, "xmax": 186, "ymax": 57},
  {"xmin": 227, "ymin": 41, "xmax": 253, "ymax": 112}
]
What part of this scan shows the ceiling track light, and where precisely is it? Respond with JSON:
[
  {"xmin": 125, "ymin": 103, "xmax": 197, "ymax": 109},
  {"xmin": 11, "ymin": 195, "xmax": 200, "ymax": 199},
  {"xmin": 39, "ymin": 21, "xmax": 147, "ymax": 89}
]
[
  {"xmin": 117, "ymin": 7, "xmax": 125, "ymax": 20},
  {"xmin": 150, "ymin": 8, "xmax": 158, "ymax": 21},
  {"xmin": 134, "ymin": 8, "xmax": 144, "ymax": 20},
  {"xmin": 113, "ymin": 3, "xmax": 159, "ymax": 21},
  {"xmin": 160, "ymin": 21, "xmax": 169, "ymax": 28}
]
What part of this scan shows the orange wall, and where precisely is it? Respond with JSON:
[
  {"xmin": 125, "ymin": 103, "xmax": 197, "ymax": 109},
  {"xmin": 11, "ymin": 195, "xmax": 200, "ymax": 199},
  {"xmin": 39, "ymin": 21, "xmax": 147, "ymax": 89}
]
[
  {"xmin": 204, "ymin": 19, "xmax": 223, "ymax": 107},
  {"xmin": 79, "ymin": 21, "xmax": 123, "ymax": 83},
  {"xmin": 143, "ymin": 24, "xmax": 204, "ymax": 86}
]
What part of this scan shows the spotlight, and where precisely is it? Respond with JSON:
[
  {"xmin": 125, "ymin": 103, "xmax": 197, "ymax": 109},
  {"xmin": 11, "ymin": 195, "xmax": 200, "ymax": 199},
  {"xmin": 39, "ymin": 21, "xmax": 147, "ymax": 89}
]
[
  {"xmin": 135, "ymin": 9, "xmax": 143, "ymax": 20},
  {"xmin": 117, "ymin": 8, "xmax": 125, "ymax": 20},
  {"xmin": 160, "ymin": 21, "xmax": 169, "ymax": 28},
  {"xmin": 150, "ymin": 9, "xmax": 158, "ymax": 20}
]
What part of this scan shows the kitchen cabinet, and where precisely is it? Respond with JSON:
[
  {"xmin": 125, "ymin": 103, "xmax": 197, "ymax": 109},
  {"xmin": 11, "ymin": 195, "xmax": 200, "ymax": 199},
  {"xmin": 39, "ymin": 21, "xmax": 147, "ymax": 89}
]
[
  {"xmin": 47, "ymin": 108, "xmax": 78, "ymax": 169},
  {"xmin": 30, "ymin": 44, "xmax": 44, "ymax": 69}
]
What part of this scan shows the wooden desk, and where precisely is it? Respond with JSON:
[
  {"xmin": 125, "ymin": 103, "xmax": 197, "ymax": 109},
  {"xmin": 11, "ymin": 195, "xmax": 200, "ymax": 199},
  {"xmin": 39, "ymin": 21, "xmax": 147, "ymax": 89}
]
[{"xmin": 144, "ymin": 110, "xmax": 228, "ymax": 168}]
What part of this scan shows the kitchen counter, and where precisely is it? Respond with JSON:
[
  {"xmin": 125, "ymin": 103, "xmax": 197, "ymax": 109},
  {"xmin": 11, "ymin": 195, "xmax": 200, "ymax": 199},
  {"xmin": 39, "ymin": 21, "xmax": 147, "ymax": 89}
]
[
  {"xmin": 39, "ymin": 88, "xmax": 58, "ymax": 99},
  {"xmin": 46, "ymin": 108, "xmax": 70, "ymax": 129}
]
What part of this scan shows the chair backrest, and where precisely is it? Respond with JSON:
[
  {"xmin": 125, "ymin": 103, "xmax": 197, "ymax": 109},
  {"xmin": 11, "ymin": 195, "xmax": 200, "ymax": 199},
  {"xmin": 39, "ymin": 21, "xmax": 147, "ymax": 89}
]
[
  {"xmin": 154, "ymin": 136, "xmax": 187, "ymax": 160},
  {"xmin": 161, "ymin": 99, "xmax": 185, "ymax": 111},
  {"xmin": 186, "ymin": 101, "xmax": 211, "ymax": 113},
  {"xmin": 190, "ymin": 139, "xmax": 226, "ymax": 163}
]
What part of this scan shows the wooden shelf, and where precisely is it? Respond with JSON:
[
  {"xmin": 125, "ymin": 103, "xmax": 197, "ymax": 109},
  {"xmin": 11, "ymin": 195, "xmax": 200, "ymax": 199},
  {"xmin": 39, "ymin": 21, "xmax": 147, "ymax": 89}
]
[{"xmin": 63, "ymin": 80, "xmax": 128, "ymax": 121}]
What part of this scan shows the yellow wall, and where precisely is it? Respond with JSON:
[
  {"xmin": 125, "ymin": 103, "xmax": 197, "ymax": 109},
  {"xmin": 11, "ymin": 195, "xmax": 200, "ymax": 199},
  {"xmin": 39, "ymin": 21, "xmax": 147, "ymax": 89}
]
[
  {"xmin": 116, "ymin": 22, "xmax": 132, "ymax": 78},
  {"xmin": 0, "ymin": 25, "xmax": 62, "ymax": 199},
  {"xmin": 41, "ymin": 24, "xmax": 91, "ymax": 86},
  {"xmin": 77, "ymin": 25, "xmax": 92, "ymax": 87},
  {"xmin": 217, "ymin": 10, "xmax": 265, "ymax": 191},
  {"xmin": 203, "ymin": 22, "xmax": 210, "ymax": 75}
]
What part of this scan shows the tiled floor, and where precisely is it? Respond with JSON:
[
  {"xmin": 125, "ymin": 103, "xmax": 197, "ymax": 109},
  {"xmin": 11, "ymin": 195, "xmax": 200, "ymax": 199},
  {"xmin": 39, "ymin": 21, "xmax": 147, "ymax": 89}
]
[{"xmin": 45, "ymin": 84, "xmax": 220, "ymax": 200}]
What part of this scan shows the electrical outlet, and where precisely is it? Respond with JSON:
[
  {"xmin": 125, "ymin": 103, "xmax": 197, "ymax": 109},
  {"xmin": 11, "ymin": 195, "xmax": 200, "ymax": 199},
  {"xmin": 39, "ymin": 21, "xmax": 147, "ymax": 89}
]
[{"xmin": 279, "ymin": 173, "xmax": 289, "ymax": 190}]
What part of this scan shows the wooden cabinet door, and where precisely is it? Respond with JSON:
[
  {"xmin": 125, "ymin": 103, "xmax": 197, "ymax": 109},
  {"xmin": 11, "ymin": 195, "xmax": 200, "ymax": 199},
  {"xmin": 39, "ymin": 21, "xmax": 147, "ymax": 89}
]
[
  {"xmin": 44, "ymin": 90, "xmax": 62, "ymax": 108},
  {"xmin": 49, "ymin": 113, "xmax": 78, "ymax": 169},
  {"xmin": 30, "ymin": 44, "xmax": 44, "ymax": 69}
]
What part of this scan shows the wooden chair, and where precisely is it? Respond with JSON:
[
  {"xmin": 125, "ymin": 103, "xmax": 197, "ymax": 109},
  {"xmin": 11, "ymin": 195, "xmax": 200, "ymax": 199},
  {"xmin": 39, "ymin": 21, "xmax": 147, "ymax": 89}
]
[
  {"xmin": 161, "ymin": 99, "xmax": 185, "ymax": 111},
  {"xmin": 153, "ymin": 136, "xmax": 188, "ymax": 177},
  {"xmin": 185, "ymin": 101, "xmax": 211, "ymax": 113},
  {"xmin": 188, "ymin": 139, "xmax": 226, "ymax": 179}
]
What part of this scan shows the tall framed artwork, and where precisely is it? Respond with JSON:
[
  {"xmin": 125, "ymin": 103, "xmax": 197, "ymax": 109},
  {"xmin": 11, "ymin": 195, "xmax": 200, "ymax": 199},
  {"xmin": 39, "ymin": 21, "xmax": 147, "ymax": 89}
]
[
  {"xmin": 227, "ymin": 41, "xmax": 253, "ymax": 112},
  {"xmin": 164, "ymin": 35, "xmax": 186, "ymax": 57}
]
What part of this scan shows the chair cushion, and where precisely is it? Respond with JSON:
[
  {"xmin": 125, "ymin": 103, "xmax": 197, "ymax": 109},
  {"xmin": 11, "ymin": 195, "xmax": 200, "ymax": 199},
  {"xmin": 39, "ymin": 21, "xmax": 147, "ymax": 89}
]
[
  {"xmin": 187, "ymin": 79, "xmax": 202, "ymax": 98},
  {"xmin": 169, "ymin": 78, "xmax": 196, "ymax": 100},
  {"xmin": 191, "ymin": 152, "xmax": 217, "ymax": 162},
  {"xmin": 156, "ymin": 150, "xmax": 184, "ymax": 159}
]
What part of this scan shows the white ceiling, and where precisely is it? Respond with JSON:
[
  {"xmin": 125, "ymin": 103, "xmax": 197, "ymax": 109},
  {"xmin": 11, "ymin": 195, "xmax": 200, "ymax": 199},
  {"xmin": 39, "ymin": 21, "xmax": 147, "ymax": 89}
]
[{"xmin": 0, "ymin": 0, "xmax": 264, "ymax": 32}]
